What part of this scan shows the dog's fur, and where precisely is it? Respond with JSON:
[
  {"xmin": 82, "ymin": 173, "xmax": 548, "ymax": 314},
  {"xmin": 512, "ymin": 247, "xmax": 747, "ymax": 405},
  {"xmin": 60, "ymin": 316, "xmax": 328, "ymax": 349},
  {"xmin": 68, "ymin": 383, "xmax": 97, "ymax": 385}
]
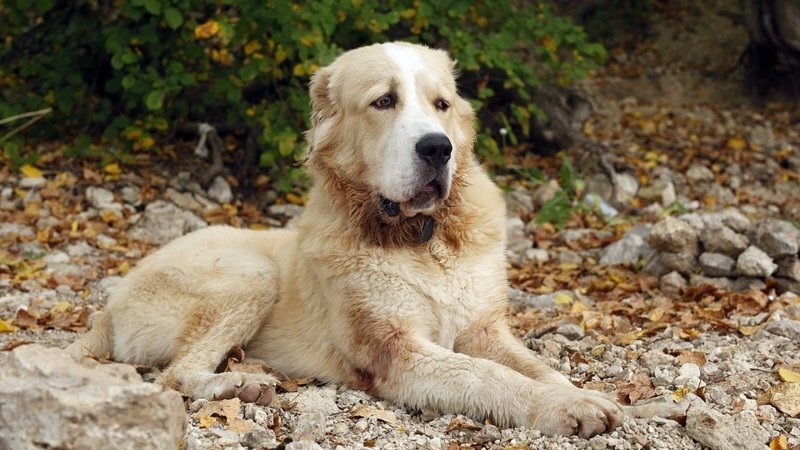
[{"xmin": 68, "ymin": 42, "xmax": 623, "ymax": 437}]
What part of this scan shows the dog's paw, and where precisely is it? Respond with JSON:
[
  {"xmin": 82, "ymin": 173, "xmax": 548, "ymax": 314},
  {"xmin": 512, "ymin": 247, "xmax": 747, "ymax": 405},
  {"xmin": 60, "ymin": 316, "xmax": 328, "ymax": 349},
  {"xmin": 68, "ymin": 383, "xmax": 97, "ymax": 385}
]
[
  {"xmin": 198, "ymin": 372, "xmax": 277, "ymax": 406},
  {"xmin": 530, "ymin": 387, "xmax": 623, "ymax": 438}
]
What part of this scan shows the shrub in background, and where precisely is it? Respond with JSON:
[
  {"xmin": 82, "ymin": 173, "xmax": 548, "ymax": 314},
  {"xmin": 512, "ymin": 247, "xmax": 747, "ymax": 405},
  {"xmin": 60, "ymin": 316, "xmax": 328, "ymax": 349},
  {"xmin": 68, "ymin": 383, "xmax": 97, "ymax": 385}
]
[{"xmin": 1, "ymin": 0, "xmax": 605, "ymax": 191}]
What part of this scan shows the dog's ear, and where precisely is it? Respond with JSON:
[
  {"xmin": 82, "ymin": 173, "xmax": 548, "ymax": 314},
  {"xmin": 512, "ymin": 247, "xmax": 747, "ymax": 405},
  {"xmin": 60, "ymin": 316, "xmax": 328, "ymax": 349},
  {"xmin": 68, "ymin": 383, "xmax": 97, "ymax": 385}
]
[{"xmin": 309, "ymin": 67, "xmax": 335, "ymax": 126}]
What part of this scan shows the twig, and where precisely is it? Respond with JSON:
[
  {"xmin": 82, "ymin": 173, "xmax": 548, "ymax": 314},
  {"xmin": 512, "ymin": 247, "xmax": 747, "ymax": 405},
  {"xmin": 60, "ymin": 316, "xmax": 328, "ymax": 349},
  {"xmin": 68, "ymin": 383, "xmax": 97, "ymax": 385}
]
[{"xmin": 0, "ymin": 108, "xmax": 53, "ymax": 143}]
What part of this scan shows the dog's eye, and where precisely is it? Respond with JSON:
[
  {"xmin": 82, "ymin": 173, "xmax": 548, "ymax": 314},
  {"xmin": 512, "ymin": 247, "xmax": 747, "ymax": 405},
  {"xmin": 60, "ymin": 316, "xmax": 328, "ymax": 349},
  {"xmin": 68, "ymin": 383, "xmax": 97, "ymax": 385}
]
[
  {"xmin": 434, "ymin": 98, "xmax": 450, "ymax": 111},
  {"xmin": 371, "ymin": 93, "xmax": 396, "ymax": 110}
]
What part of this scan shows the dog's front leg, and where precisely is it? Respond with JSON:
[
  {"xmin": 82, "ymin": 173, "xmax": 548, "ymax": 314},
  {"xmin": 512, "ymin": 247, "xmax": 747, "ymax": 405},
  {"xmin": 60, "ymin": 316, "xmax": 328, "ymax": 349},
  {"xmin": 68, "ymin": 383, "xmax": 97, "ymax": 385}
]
[{"xmin": 352, "ymin": 327, "xmax": 621, "ymax": 437}]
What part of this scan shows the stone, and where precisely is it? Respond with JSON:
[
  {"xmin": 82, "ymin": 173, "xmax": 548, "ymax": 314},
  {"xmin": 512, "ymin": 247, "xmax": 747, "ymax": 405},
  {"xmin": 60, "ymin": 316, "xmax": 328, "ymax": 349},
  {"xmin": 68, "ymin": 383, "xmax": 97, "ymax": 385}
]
[
  {"xmin": 505, "ymin": 217, "xmax": 530, "ymax": 264},
  {"xmin": 777, "ymin": 257, "xmax": 800, "ymax": 281},
  {"xmin": 531, "ymin": 179, "xmax": 560, "ymax": 207},
  {"xmin": 128, "ymin": 200, "xmax": 207, "ymax": 245},
  {"xmin": 0, "ymin": 344, "xmax": 186, "ymax": 450},
  {"xmin": 638, "ymin": 179, "xmax": 676, "ymax": 206},
  {"xmin": 288, "ymin": 387, "xmax": 339, "ymax": 441},
  {"xmin": 763, "ymin": 320, "xmax": 800, "ymax": 341},
  {"xmin": 241, "ymin": 427, "xmax": 278, "ymax": 449},
  {"xmin": 753, "ymin": 219, "xmax": 800, "ymax": 258},
  {"xmin": 120, "ymin": 186, "xmax": 142, "ymax": 206},
  {"xmin": 555, "ymin": 249, "xmax": 583, "ymax": 265},
  {"xmin": 85, "ymin": 186, "xmax": 116, "ymax": 209},
  {"xmin": 556, "ymin": 323, "xmax": 585, "ymax": 340},
  {"xmin": 207, "ymin": 176, "xmax": 233, "ymax": 204},
  {"xmin": 648, "ymin": 216, "xmax": 699, "ymax": 253},
  {"xmin": 731, "ymin": 277, "xmax": 766, "ymax": 292},
  {"xmin": 660, "ymin": 271, "xmax": 687, "ymax": 295},
  {"xmin": 748, "ymin": 124, "xmax": 775, "ymax": 150},
  {"xmin": 685, "ymin": 406, "xmax": 769, "ymax": 450},
  {"xmin": 165, "ymin": 188, "xmax": 205, "ymax": 212},
  {"xmin": 645, "ymin": 251, "xmax": 697, "ymax": 276},
  {"xmin": 700, "ymin": 226, "xmax": 749, "ymax": 257},
  {"xmin": 736, "ymin": 245, "xmax": 777, "ymax": 277},
  {"xmin": 524, "ymin": 248, "xmax": 549, "ymax": 263},
  {"xmin": 268, "ymin": 203, "xmax": 305, "ymax": 219},
  {"xmin": 505, "ymin": 188, "xmax": 534, "ymax": 216},
  {"xmin": 698, "ymin": 252, "xmax": 736, "ymax": 277},
  {"xmin": 686, "ymin": 164, "xmax": 715, "ymax": 183},
  {"xmin": 19, "ymin": 177, "xmax": 46, "ymax": 189},
  {"xmin": 703, "ymin": 208, "xmax": 752, "ymax": 233},
  {"xmin": 678, "ymin": 213, "xmax": 706, "ymax": 231},
  {"xmin": 612, "ymin": 172, "xmax": 638, "ymax": 204},
  {"xmin": 600, "ymin": 224, "xmax": 653, "ymax": 266},
  {"xmin": 775, "ymin": 278, "xmax": 800, "ymax": 295},
  {"xmin": 690, "ymin": 274, "xmax": 733, "ymax": 290}
]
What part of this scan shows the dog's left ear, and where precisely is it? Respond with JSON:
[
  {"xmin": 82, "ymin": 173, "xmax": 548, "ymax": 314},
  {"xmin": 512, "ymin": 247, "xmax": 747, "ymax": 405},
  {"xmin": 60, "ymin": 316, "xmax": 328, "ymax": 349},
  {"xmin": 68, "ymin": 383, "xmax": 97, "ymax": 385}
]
[{"xmin": 309, "ymin": 67, "xmax": 335, "ymax": 126}]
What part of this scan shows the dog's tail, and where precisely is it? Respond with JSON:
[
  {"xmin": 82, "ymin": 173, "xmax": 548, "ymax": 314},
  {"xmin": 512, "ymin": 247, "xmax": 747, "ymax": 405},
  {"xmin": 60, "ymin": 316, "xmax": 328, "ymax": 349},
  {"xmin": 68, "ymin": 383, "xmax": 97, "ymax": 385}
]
[{"xmin": 66, "ymin": 311, "xmax": 114, "ymax": 360}]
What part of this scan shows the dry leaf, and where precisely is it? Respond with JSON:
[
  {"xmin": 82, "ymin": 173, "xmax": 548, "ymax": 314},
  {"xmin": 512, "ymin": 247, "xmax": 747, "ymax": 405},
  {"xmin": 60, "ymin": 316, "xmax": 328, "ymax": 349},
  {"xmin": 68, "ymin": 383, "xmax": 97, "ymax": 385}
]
[
  {"xmin": 0, "ymin": 318, "xmax": 19, "ymax": 333},
  {"xmin": 769, "ymin": 434, "xmax": 788, "ymax": 450},
  {"xmin": 350, "ymin": 405, "xmax": 397, "ymax": 424},
  {"xmin": 553, "ymin": 292, "xmax": 573, "ymax": 305},
  {"xmin": 228, "ymin": 418, "xmax": 254, "ymax": 434},
  {"xmin": 198, "ymin": 415, "xmax": 217, "ymax": 428},
  {"xmin": 20, "ymin": 164, "xmax": 43, "ymax": 178},
  {"xmin": 779, "ymin": 367, "xmax": 800, "ymax": 383},
  {"xmin": 762, "ymin": 382, "xmax": 800, "ymax": 417},
  {"xmin": 676, "ymin": 350, "xmax": 707, "ymax": 367},
  {"xmin": 192, "ymin": 398, "xmax": 241, "ymax": 425},
  {"xmin": 446, "ymin": 416, "xmax": 482, "ymax": 433},
  {"xmin": 671, "ymin": 386, "xmax": 691, "ymax": 402}
]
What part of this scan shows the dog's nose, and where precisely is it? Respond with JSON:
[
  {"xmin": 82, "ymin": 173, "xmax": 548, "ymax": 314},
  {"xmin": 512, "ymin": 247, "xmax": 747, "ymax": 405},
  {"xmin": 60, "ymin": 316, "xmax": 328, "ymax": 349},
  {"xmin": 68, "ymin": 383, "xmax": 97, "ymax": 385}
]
[{"xmin": 415, "ymin": 133, "xmax": 452, "ymax": 168}]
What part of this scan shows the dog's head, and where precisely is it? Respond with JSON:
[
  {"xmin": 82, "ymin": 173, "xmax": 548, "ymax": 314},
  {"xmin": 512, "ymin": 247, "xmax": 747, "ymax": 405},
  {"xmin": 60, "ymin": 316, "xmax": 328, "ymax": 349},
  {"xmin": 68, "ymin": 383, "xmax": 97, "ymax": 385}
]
[{"xmin": 304, "ymin": 42, "xmax": 475, "ymax": 222}]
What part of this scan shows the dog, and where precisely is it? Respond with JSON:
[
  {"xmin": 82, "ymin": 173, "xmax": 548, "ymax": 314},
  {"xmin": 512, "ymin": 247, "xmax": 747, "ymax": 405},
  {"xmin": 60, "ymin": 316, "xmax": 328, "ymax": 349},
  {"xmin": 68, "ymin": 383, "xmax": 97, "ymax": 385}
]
[{"xmin": 68, "ymin": 42, "xmax": 624, "ymax": 437}]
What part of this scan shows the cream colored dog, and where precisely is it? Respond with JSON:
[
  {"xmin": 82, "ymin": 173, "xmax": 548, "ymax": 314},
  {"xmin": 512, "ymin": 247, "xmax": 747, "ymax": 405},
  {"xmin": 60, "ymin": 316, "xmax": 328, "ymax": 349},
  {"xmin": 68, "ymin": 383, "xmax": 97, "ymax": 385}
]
[{"xmin": 68, "ymin": 42, "xmax": 623, "ymax": 437}]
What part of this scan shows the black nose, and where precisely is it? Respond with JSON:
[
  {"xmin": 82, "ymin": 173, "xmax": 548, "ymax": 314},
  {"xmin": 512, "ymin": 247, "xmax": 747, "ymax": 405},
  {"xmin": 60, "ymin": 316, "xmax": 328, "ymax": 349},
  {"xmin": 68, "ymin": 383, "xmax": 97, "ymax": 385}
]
[{"xmin": 415, "ymin": 133, "xmax": 452, "ymax": 168}]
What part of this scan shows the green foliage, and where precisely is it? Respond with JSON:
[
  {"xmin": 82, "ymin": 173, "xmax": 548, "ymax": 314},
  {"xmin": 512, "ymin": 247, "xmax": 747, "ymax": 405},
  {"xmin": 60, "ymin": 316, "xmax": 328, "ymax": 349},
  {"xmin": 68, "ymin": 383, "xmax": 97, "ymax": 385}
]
[
  {"xmin": 1, "ymin": 0, "xmax": 605, "ymax": 190},
  {"xmin": 534, "ymin": 153, "xmax": 584, "ymax": 229}
]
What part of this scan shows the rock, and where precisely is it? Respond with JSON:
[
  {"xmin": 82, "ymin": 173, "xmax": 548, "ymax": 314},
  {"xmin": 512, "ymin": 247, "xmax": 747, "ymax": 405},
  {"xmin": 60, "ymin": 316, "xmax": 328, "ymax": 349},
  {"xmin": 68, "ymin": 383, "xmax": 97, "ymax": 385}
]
[
  {"xmin": 600, "ymin": 224, "xmax": 653, "ymax": 266},
  {"xmin": 505, "ymin": 188, "xmax": 534, "ymax": 216},
  {"xmin": 645, "ymin": 251, "xmax": 697, "ymax": 276},
  {"xmin": 508, "ymin": 288, "xmax": 575, "ymax": 310},
  {"xmin": 0, "ymin": 344, "xmax": 186, "ymax": 450},
  {"xmin": 555, "ymin": 249, "xmax": 583, "ymax": 265},
  {"xmin": 648, "ymin": 216, "xmax": 699, "ymax": 253},
  {"xmin": 556, "ymin": 323, "xmax": 585, "ymax": 340},
  {"xmin": 524, "ymin": 248, "xmax": 549, "ymax": 264},
  {"xmin": 703, "ymin": 209, "xmax": 752, "ymax": 233},
  {"xmin": 268, "ymin": 203, "xmax": 305, "ymax": 219},
  {"xmin": 531, "ymin": 179, "xmax": 560, "ymax": 207},
  {"xmin": 700, "ymin": 226, "xmax": 749, "ymax": 257},
  {"xmin": 690, "ymin": 274, "xmax": 733, "ymax": 290},
  {"xmin": 291, "ymin": 411, "xmax": 326, "ymax": 441},
  {"xmin": 777, "ymin": 257, "xmax": 800, "ymax": 281},
  {"xmin": 242, "ymin": 427, "xmax": 278, "ymax": 449},
  {"xmin": 748, "ymin": 124, "xmax": 775, "ymax": 151},
  {"xmin": 685, "ymin": 405, "xmax": 769, "ymax": 450},
  {"xmin": 763, "ymin": 320, "xmax": 800, "ymax": 341},
  {"xmin": 207, "ymin": 176, "xmax": 233, "ymax": 204},
  {"xmin": 505, "ymin": 217, "xmax": 530, "ymax": 264},
  {"xmin": 753, "ymin": 219, "xmax": 800, "ymax": 258},
  {"xmin": 660, "ymin": 271, "xmax": 687, "ymax": 295},
  {"xmin": 586, "ymin": 173, "xmax": 613, "ymax": 201},
  {"xmin": 292, "ymin": 387, "xmax": 340, "ymax": 416},
  {"xmin": 736, "ymin": 245, "xmax": 777, "ymax": 277},
  {"xmin": 774, "ymin": 278, "xmax": 800, "ymax": 295},
  {"xmin": 85, "ymin": 186, "xmax": 115, "ymax": 209},
  {"xmin": 120, "ymin": 186, "xmax": 142, "ymax": 206},
  {"xmin": 686, "ymin": 164, "xmax": 715, "ymax": 183},
  {"xmin": 19, "ymin": 177, "xmax": 46, "ymax": 189},
  {"xmin": 698, "ymin": 252, "xmax": 736, "ymax": 277},
  {"xmin": 128, "ymin": 200, "xmax": 207, "ymax": 245},
  {"xmin": 678, "ymin": 213, "xmax": 706, "ymax": 231},
  {"xmin": 612, "ymin": 172, "xmax": 638, "ymax": 204},
  {"xmin": 583, "ymin": 193, "xmax": 619, "ymax": 218},
  {"xmin": 164, "ymin": 188, "xmax": 205, "ymax": 212},
  {"xmin": 638, "ymin": 179, "xmax": 676, "ymax": 206},
  {"xmin": 285, "ymin": 440, "xmax": 323, "ymax": 450}
]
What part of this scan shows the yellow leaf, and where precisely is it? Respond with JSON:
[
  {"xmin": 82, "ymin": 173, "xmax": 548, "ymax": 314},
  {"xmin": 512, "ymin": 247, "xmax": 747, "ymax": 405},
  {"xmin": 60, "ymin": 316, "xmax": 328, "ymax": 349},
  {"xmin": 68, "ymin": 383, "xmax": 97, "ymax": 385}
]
[
  {"xmin": 770, "ymin": 434, "xmax": 788, "ymax": 450},
  {"xmin": 739, "ymin": 325, "xmax": 760, "ymax": 336},
  {"xmin": 50, "ymin": 301, "xmax": 71, "ymax": 314},
  {"xmin": 400, "ymin": 8, "xmax": 415, "ymax": 19},
  {"xmin": 779, "ymin": 367, "xmax": 800, "ymax": 383},
  {"xmin": 20, "ymin": 164, "xmax": 43, "ymax": 178},
  {"xmin": 292, "ymin": 63, "xmax": 305, "ymax": 77},
  {"xmin": 194, "ymin": 20, "xmax": 219, "ymax": 40},
  {"xmin": 286, "ymin": 192, "xmax": 304, "ymax": 205},
  {"xmin": 249, "ymin": 223, "xmax": 270, "ymax": 230},
  {"xmin": 118, "ymin": 261, "xmax": 130, "ymax": 276},
  {"xmin": 570, "ymin": 301, "xmax": 589, "ymax": 314},
  {"xmin": 639, "ymin": 119, "xmax": 656, "ymax": 135},
  {"xmin": 553, "ymin": 292, "xmax": 573, "ymax": 305},
  {"xmin": 615, "ymin": 329, "xmax": 645, "ymax": 345},
  {"xmin": 243, "ymin": 40, "xmax": 261, "ymax": 55},
  {"xmin": 104, "ymin": 163, "xmax": 121, "ymax": 175},
  {"xmin": 198, "ymin": 416, "xmax": 216, "ymax": 428},
  {"xmin": 727, "ymin": 137, "xmax": 747, "ymax": 151},
  {"xmin": 671, "ymin": 386, "xmax": 690, "ymax": 402},
  {"xmin": 0, "ymin": 318, "xmax": 19, "ymax": 333}
]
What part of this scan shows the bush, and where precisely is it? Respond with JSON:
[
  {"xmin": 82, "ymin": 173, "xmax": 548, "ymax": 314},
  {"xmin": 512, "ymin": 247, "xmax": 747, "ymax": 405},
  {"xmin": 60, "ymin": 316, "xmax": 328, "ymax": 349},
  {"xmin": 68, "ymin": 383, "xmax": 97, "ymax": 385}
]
[{"xmin": 1, "ymin": 0, "xmax": 605, "ymax": 191}]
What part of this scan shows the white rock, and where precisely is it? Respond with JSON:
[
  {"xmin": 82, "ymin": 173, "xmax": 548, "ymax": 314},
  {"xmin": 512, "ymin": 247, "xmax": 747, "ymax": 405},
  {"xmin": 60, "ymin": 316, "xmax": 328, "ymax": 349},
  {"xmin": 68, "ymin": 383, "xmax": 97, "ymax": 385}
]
[
  {"xmin": 753, "ymin": 219, "xmax": 800, "ymax": 258},
  {"xmin": 85, "ymin": 186, "xmax": 115, "ymax": 209},
  {"xmin": 648, "ymin": 216, "xmax": 698, "ymax": 253},
  {"xmin": 612, "ymin": 172, "xmax": 638, "ymax": 204},
  {"xmin": 686, "ymin": 164, "xmax": 715, "ymax": 182},
  {"xmin": 0, "ymin": 344, "xmax": 186, "ymax": 450},
  {"xmin": 600, "ymin": 224, "xmax": 653, "ymax": 266},
  {"xmin": 736, "ymin": 245, "xmax": 777, "ymax": 277},
  {"xmin": 19, "ymin": 177, "xmax": 46, "ymax": 189},
  {"xmin": 685, "ymin": 405, "xmax": 769, "ymax": 450},
  {"xmin": 207, "ymin": 176, "xmax": 233, "ymax": 204},
  {"xmin": 120, "ymin": 186, "xmax": 142, "ymax": 206},
  {"xmin": 128, "ymin": 200, "xmax": 207, "ymax": 245}
]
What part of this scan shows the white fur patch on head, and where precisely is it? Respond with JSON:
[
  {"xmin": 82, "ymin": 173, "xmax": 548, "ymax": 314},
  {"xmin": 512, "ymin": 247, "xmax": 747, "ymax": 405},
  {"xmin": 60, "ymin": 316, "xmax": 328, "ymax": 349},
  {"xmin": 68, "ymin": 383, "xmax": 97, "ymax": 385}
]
[{"xmin": 378, "ymin": 43, "xmax": 453, "ymax": 212}]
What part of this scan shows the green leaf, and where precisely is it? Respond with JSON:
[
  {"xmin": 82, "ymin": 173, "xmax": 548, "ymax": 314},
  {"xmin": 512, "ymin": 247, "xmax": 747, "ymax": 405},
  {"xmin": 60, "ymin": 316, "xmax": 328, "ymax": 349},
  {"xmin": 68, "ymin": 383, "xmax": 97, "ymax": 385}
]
[
  {"xmin": 145, "ymin": 89, "xmax": 165, "ymax": 110},
  {"xmin": 163, "ymin": 8, "xmax": 183, "ymax": 29},
  {"xmin": 534, "ymin": 190, "xmax": 574, "ymax": 230},
  {"xmin": 143, "ymin": 0, "xmax": 161, "ymax": 15},
  {"xmin": 559, "ymin": 153, "xmax": 576, "ymax": 198}
]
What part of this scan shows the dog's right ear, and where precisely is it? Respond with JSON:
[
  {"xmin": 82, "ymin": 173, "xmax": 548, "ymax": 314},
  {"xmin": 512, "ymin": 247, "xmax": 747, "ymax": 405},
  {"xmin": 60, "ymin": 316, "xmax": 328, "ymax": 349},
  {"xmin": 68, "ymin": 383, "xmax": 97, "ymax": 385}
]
[{"xmin": 309, "ymin": 67, "xmax": 335, "ymax": 127}]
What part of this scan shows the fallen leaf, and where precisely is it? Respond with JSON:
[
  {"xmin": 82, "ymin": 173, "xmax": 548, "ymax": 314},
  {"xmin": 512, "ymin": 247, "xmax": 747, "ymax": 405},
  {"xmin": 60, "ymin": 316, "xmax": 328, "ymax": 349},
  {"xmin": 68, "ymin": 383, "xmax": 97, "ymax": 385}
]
[
  {"xmin": 278, "ymin": 377, "xmax": 313, "ymax": 392},
  {"xmin": 671, "ymin": 386, "xmax": 691, "ymax": 402},
  {"xmin": 676, "ymin": 350, "xmax": 707, "ymax": 367},
  {"xmin": 778, "ymin": 367, "xmax": 800, "ymax": 383},
  {"xmin": 2, "ymin": 339, "xmax": 31, "ymax": 351},
  {"xmin": 104, "ymin": 163, "xmax": 122, "ymax": 175},
  {"xmin": 20, "ymin": 164, "xmax": 43, "ymax": 178},
  {"xmin": 553, "ymin": 292, "xmax": 573, "ymax": 305},
  {"xmin": 446, "ymin": 416, "xmax": 482, "ymax": 433},
  {"xmin": 192, "ymin": 398, "xmax": 241, "ymax": 425},
  {"xmin": 350, "ymin": 404, "xmax": 397, "ymax": 424},
  {"xmin": 769, "ymin": 434, "xmax": 788, "ymax": 450},
  {"xmin": 727, "ymin": 136, "xmax": 747, "ymax": 151},
  {"xmin": 228, "ymin": 418, "xmax": 254, "ymax": 433},
  {"xmin": 762, "ymin": 382, "xmax": 800, "ymax": 416},
  {"xmin": 198, "ymin": 415, "xmax": 217, "ymax": 428},
  {"xmin": 0, "ymin": 318, "xmax": 19, "ymax": 333}
]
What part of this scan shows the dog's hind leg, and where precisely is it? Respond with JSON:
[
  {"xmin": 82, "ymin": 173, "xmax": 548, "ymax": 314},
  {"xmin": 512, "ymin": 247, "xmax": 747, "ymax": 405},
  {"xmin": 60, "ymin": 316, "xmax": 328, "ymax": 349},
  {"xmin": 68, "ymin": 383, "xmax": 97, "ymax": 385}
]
[{"xmin": 156, "ymin": 270, "xmax": 279, "ymax": 405}]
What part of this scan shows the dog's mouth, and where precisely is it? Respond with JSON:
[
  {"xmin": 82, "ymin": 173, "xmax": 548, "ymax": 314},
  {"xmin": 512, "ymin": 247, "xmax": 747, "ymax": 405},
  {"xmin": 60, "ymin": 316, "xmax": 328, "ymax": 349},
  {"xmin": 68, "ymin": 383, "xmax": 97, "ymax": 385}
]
[{"xmin": 380, "ymin": 179, "xmax": 445, "ymax": 218}]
